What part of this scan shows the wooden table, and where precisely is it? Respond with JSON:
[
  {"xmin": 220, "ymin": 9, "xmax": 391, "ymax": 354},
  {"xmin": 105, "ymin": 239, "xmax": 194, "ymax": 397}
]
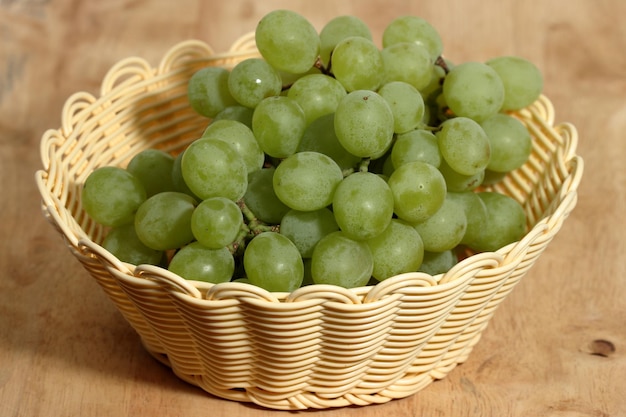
[{"xmin": 1, "ymin": 1, "xmax": 624, "ymax": 415}]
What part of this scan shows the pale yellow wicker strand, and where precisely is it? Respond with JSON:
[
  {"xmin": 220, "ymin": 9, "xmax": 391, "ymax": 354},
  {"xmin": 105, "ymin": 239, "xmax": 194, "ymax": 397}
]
[{"xmin": 35, "ymin": 36, "xmax": 583, "ymax": 410}]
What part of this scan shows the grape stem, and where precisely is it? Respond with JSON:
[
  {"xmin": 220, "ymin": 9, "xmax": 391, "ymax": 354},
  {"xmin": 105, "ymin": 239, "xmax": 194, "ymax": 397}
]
[
  {"xmin": 435, "ymin": 56, "xmax": 450, "ymax": 74},
  {"xmin": 228, "ymin": 201, "xmax": 280, "ymax": 256}
]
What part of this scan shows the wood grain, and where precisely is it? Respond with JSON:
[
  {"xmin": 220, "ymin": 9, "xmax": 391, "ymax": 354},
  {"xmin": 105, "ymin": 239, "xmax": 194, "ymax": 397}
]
[{"xmin": 1, "ymin": 0, "xmax": 625, "ymax": 416}]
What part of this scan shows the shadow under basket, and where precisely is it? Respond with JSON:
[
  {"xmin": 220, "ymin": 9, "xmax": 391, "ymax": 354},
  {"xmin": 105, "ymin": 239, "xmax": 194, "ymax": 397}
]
[{"xmin": 35, "ymin": 33, "xmax": 583, "ymax": 410}]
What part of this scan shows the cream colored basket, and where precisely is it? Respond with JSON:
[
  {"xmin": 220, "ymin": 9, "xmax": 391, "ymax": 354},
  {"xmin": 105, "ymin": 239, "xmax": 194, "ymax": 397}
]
[{"xmin": 35, "ymin": 33, "xmax": 583, "ymax": 410}]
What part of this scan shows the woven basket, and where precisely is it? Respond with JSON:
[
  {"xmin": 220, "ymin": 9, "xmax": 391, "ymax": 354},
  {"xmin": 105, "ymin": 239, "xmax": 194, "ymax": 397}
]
[{"xmin": 35, "ymin": 33, "xmax": 583, "ymax": 410}]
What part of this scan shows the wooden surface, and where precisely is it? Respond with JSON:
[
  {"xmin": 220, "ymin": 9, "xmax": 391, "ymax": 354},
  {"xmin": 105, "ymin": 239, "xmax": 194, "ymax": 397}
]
[{"xmin": 1, "ymin": 0, "xmax": 625, "ymax": 415}]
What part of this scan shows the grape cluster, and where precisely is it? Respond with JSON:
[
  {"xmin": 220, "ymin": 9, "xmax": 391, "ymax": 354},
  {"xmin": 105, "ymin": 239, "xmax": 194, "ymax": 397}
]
[{"xmin": 82, "ymin": 10, "xmax": 543, "ymax": 292}]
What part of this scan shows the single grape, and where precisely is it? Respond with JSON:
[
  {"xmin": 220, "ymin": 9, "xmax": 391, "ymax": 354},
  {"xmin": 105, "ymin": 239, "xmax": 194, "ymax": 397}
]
[
  {"xmin": 442, "ymin": 61, "xmax": 505, "ymax": 121},
  {"xmin": 481, "ymin": 169, "xmax": 508, "ymax": 186},
  {"xmin": 332, "ymin": 172, "xmax": 394, "ymax": 240},
  {"xmin": 486, "ymin": 55, "xmax": 543, "ymax": 111},
  {"xmin": 134, "ymin": 191, "xmax": 196, "ymax": 251},
  {"xmin": 243, "ymin": 232, "xmax": 304, "ymax": 292},
  {"xmin": 319, "ymin": 15, "xmax": 372, "ymax": 68},
  {"xmin": 381, "ymin": 42, "xmax": 433, "ymax": 91},
  {"xmin": 212, "ymin": 105, "xmax": 254, "ymax": 128},
  {"xmin": 280, "ymin": 208, "xmax": 339, "ymax": 258},
  {"xmin": 311, "ymin": 231, "xmax": 373, "ymax": 288},
  {"xmin": 437, "ymin": 158, "xmax": 485, "ymax": 192},
  {"xmin": 367, "ymin": 219, "xmax": 424, "ymax": 281},
  {"xmin": 191, "ymin": 197, "xmax": 243, "ymax": 249},
  {"xmin": 202, "ymin": 119, "xmax": 264, "ymax": 174},
  {"xmin": 171, "ymin": 151, "xmax": 200, "ymax": 200},
  {"xmin": 421, "ymin": 61, "xmax": 448, "ymax": 103},
  {"xmin": 82, "ymin": 166, "xmax": 146, "ymax": 227},
  {"xmin": 169, "ymin": 242, "xmax": 234, "ymax": 284},
  {"xmin": 480, "ymin": 113, "xmax": 532, "ymax": 173},
  {"xmin": 418, "ymin": 249, "xmax": 458, "ymax": 275},
  {"xmin": 228, "ymin": 58, "xmax": 282, "ymax": 108},
  {"xmin": 468, "ymin": 192, "xmax": 527, "ymax": 252},
  {"xmin": 287, "ymin": 73, "xmax": 347, "ymax": 125},
  {"xmin": 446, "ymin": 191, "xmax": 488, "ymax": 247},
  {"xmin": 378, "ymin": 81, "xmax": 425, "ymax": 134},
  {"xmin": 297, "ymin": 113, "xmax": 361, "ymax": 171},
  {"xmin": 331, "ymin": 36, "xmax": 384, "ymax": 92},
  {"xmin": 243, "ymin": 167, "xmax": 290, "ymax": 224},
  {"xmin": 382, "ymin": 15, "xmax": 443, "ymax": 61},
  {"xmin": 334, "ymin": 90, "xmax": 394, "ymax": 158},
  {"xmin": 388, "ymin": 160, "xmax": 447, "ymax": 223},
  {"xmin": 187, "ymin": 67, "xmax": 237, "ymax": 118},
  {"xmin": 126, "ymin": 149, "xmax": 176, "ymax": 197},
  {"xmin": 255, "ymin": 9, "xmax": 320, "ymax": 74},
  {"xmin": 102, "ymin": 223, "xmax": 163, "ymax": 266},
  {"xmin": 437, "ymin": 116, "xmax": 491, "ymax": 176},
  {"xmin": 391, "ymin": 128, "xmax": 441, "ymax": 169},
  {"xmin": 252, "ymin": 96, "xmax": 306, "ymax": 158},
  {"xmin": 412, "ymin": 195, "xmax": 467, "ymax": 252},
  {"xmin": 273, "ymin": 151, "xmax": 343, "ymax": 212},
  {"xmin": 181, "ymin": 138, "xmax": 248, "ymax": 201}
]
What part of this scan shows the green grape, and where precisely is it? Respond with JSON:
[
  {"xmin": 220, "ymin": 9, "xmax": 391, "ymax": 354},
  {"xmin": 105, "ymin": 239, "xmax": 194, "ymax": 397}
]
[
  {"xmin": 297, "ymin": 113, "xmax": 361, "ymax": 171},
  {"xmin": 287, "ymin": 74, "xmax": 347, "ymax": 125},
  {"xmin": 486, "ymin": 55, "xmax": 543, "ymax": 111},
  {"xmin": 334, "ymin": 90, "xmax": 394, "ymax": 158},
  {"xmin": 252, "ymin": 96, "xmax": 306, "ymax": 158},
  {"xmin": 382, "ymin": 15, "xmax": 443, "ymax": 61},
  {"xmin": 388, "ymin": 160, "xmax": 446, "ymax": 223},
  {"xmin": 187, "ymin": 67, "xmax": 237, "ymax": 118},
  {"xmin": 302, "ymin": 258, "xmax": 314, "ymax": 286},
  {"xmin": 311, "ymin": 231, "xmax": 373, "ymax": 288},
  {"xmin": 437, "ymin": 116, "xmax": 491, "ymax": 176},
  {"xmin": 391, "ymin": 128, "xmax": 441, "ymax": 169},
  {"xmin": 367, "ymin": 219, "xmax": 424, "ymax": 281},
  {"xmin": 102, "ymin": 223, "xmax": 163, "ymax": 266},
  {"xmin": 442, "ymin": 61, "xmax": 505, "ymax": 121},
  {"xmin": 243, "ymin": 167, "xmax": 290, "ymax": 224},
  {"xmin": 277, "ymin": 66, "xmax": 322, "ymax": 87},
  {"xmin": 169, "ymin": 242, "xmax": 234, "ymax": 284},
  {"xmin": 82, "ymin": 166, "xmax": 146, "ymax": 227},
  {"xmin": 212, "ymin": 105, "xmax": 254, "ymax": 128},
  {"xmin": 418, "ymin": 249, "xmax": 458, "ymax": 275},
  {"xmin": 228, "ymin": 58, "xmax": 282, "ymax": 108},
  {"xmin": 468, "ymin": 192, "xmax": 527, "ymax": 252},
  {"xmin": 181, "ymin": 138, "xmax": 248, "ymax": 201},
  {"xmin": 191, "ymin": 197, "xmax": 243, "ymax": 249},
  {"xmin": 480, "ymin": 113, "xmax": 532, "ymax": 173},
  {"xmin": 273, "ymin": 151, "xmax": 343, "ymax": 212},
  {"xmin": 255, "ymin": 9, "xmax": 320, "ymax": 74},
  {"xmin": 481, "ymin": 169, "xmax": 508, "ymax": 186},
  {"xmin": 378, "ymin": 81, "xmax": 425, "ymax": 134},
  {"xmin": 126, "ymin": 149, "xmax": 176, "ymax": 197},
  {"xmin": 421, "ymin": 61, "xmax": 447, "ymax": 103},
  {"xmin": 332, "ymin": 172, "xmax": 394, "ymax": 240},
  {"xmin": 381, "ymin": 42, "xmax": 433, "ymax": 91},
  {"xmin": 280, "ymin": 208, "xmax": 339, "ymax": 258},
  {"xmin": 171, "ymin": 151, "xmax": 200, "ymax": 200},
  {"xmin": 446, "ymin": 191, "xmax": 488, "ymax": 247},
  {"xmin": 319, "ymin": 15, "xmax": 372, "ymax": 68},
  {"xmin": 437, "ymin": 158, "xmax": 485, "ymax": 192},
  {"xmin": 243, "ymin": 232, "xmax": 304, "ymax": 292},
  {"xmin": 331, "ymin": 36, "xmax": 384, "ymax": 92},
  {"xmin": 134, "ymin": 191, "xmax": 196, "ymax": 251},
  {"xmin": 202, "ymin": 119, "xmax": 264, "ymax": 174},
  {"xmin": 381, "ymin": 155, "xmax": 395, "ymax": 178},
  {"xmin": 412, "ymin": 195, "xmax": 467, "ymax": 252}
]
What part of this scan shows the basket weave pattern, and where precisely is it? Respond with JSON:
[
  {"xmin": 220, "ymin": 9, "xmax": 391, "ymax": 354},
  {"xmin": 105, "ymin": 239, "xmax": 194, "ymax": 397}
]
[{"xmin": 35, "ymin": 34, "xmax": 583, "ymax": 410}]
